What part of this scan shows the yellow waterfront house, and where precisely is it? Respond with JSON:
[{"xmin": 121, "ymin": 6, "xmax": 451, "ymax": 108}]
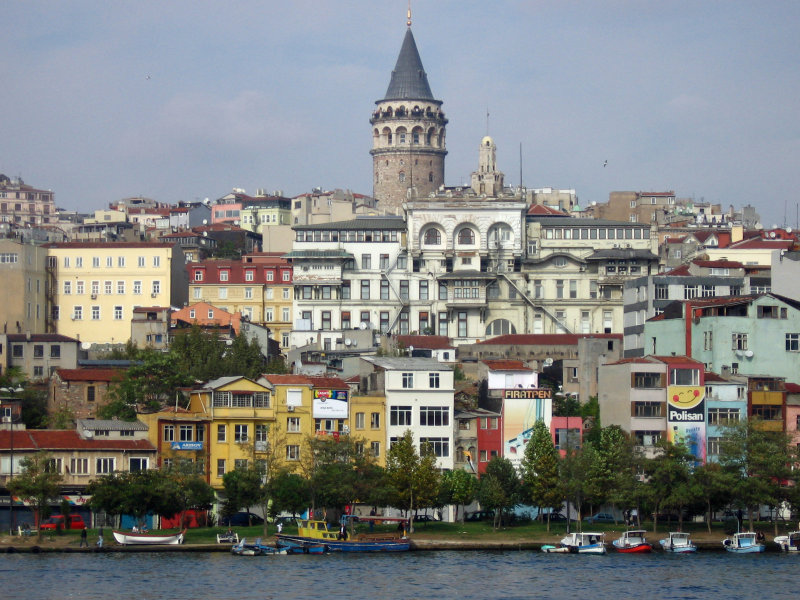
[
  {"xmin": 187, "ymin": 376, "xmax": 275, "ymax": 489},
  {"xmin": 349, "ymin": 394, "xmax": 387, "ymax": 467}
]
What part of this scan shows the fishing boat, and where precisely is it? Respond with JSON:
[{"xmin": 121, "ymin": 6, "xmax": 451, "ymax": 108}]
[
  {"xmin": 659, "ymin": 531, "xmax": 697, "ymax": 553},
  {"xmin": 612, "ymin": 530, "xmax": 652, "ymax": 553},
  {"xmin": 112, "ymin": 529, "xmax": 185, "ymax": 545},
  {"xmin": 722, "ymin": 531, "xmax": 765, "ymax": 553},
  {"xmin": 774, "ymin": 531, "xmax": 800, "ymax": 552},
  {"xmin": 541, "ymin": 544, "xmax": 571, "ymax": 553},
  {"xmin": 557, "ymin": 532, "xmax": 607, "ymax": 554},
  {"xmin": 231, "ymin": 538, "xmax": 288, "ymax": 556},
  {"xmin": 275, "ymin": 517, "xmax": 410, "ymax": 553}
]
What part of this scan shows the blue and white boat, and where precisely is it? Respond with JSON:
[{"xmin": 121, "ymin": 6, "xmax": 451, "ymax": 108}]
[
  {"xmin": 722, "ymin": 531, "xmax": 765, "ymax": 553},
  {"xmin": 659, "ymin": 532, "xmax": 697, "ymax": 553},
  {"xmin": 231, "ymin": 537, "xmax": 289, "ymax": 556},
  {"xmin": 774, "ymin": 531, "xmax": 800, "ymax": 552},
  {"xmin": 557, "ymin": 532, "xmax": 607, "ymax": 554}
]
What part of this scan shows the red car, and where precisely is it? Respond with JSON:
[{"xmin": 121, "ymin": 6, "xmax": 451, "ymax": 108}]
[{"xmin": 39, "ymin": 514, "xmax": 87, "ymax": 530}]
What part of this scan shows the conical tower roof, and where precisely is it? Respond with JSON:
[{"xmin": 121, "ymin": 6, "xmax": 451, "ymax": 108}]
[{"xmin": 382, "ymin": 28, "xmax": 435, "ymax": 101}]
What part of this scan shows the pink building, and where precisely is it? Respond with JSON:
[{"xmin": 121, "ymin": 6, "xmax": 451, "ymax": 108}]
[{"xmin": 549, "ymin": 416, "xmax": 583, "ymax": 457}]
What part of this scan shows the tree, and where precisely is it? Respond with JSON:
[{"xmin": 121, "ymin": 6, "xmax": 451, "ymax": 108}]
[
  {"xmin": 478, "ymin": 456, "xmax": 521, "ymax": 530},
  {"xmin": 552, "ymin": 394, "xmax": 580, "ymax": 417},
  {"xmin": 7, "ymin": 452, "xmax": 63, "ymax": 540},
  {"xmin": 270, "ymin": 471, "xmax": 311, "ymax": 519},
  {"xmin": 592, "ymin": 426, "xmax": 638, "ymax": 519},
  {"xmin": 719, "ymin": 418, "xmax": 795, "ymax": 534},
  {"xmin": 440, "ymin": 469, "xmax": 476, "ymax": 523},
  {"xmin": 643, "ymin": 439, "xmax": 697, "ymax": 532},
  {"xmin": 164, "ymin": 459, "xmax": 216, "ymax": 529},
  {"xmin": 692, "ymin": 462, "xmax": 734, "ymax": 532},
  {"xmin": 385, "ymin": 430, "xmax": 440, "ymax": 532},
  {"xmin": 88, "ymin": 470, "xmax": 183, "ymax": 528},
  {"xmin": 223, "ymin": 334, "xmax": 265, "ymax": 379},
  {"xmin": 559, "ymin": 445, "xmax": 596, "ymax": 522},
  {"xmin": 520, "ymin": 420, "xmax": 562, "ymax": 531},
  {"xmin": 222, "ymin": 466, "xmax": 263, "ymax": 525}
]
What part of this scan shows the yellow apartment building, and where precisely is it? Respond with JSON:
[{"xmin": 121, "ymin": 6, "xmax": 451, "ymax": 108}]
[
  {"xmin": 349, "ymin": 394, "xmax": 387, "ymax": 467},
  {"xmin": 46, "ymin": 242, "xmax": 187, "ymax": 345},
  {"xmin": 259, "ymin": 374, "xmax": 315, "ymax": 473},
  {"xmin": 187, "ymin": 376, "xmax": 275, "ymax": 489},
  {"xmin": 138, "ymin": 406, "xmax": 212, "ymax": 477}
]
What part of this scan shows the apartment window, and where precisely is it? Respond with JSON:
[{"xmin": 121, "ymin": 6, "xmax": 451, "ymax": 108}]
[
  {"xmin": 390, "ymin": 406, "xmax": 412, "ymax": 426},
  {"xmin": 63, "ymin": 256, "xmax": 70, "ymax": 268},
  {"xmin": 217, "ymin": 424, "xmax": 227, "ymax": 442},
  {"xmin": 96, "ymin": 458, "xmax": 115, "ymax": 474},
  {"xmin": 245, "ymin": 287, "xmax": 253, "ymax": 299},
  {"xmin": 569, "ymin": 280, "xmax": 577, "ymax": 299},
  {"xmin": 458, "ymin": 312, "xmax": 467, "ymax": 337},
  {"xmin": 70, "ymin": 458, "xmax": 89, "ymax": 475},
  {"xmin": 731, "ymin": 333, "xmax": 748, "ymax": 351},
  {"xmin": 438, "ymin": 312, "xmax": 448, "ymax": 336},
  {"xmin": 76, "ymin": 281, "xmax": 84, "ymax": 295},
  {"xmin": 92, "ymin": 257, "xmax": 100, "ymax": 268},
  {"xmin": 163, "ymin": 425, "xmax": 175, "ymax": 442},
  {"xmin": 286, "ymin": 445, "xmax": 300, "ymax": 461},
  {"xmin": 361, "ymin": 280, "xmax": 370, "ymax": 300},
  {"xmin": 555, "ymin": 280, "xmax": 564, "ymax": 299},
  {"xmin": 106, "ymin": 256, "xmax": 113, "ymax": 267},
  {"xmin": 282, "ymin": 307, "xmax": 290, "ymax": 322},
  {"xmin": 786, "ymin": 333, "xmax": 800, "ymax": 351},
  {"xmin": 634, "ymin": 431, "xmax": 661, "ymax": 446},
  {"xmin": 341, "ymin": 281, "xmax": 350, "ymax": 299},
  {"xmin": 399, "ymin": 310, "xmax": 409, "ymax": 334},
  {"xmin": 152, "ymin": 281, "xmax": 161, "ymax": 295},
  {"xmin": 419, "ymin": 280, "xmax": 428, "ymax": 300},
  {"xmin": 380, "ymin": 254, "xmax": 389, "ymax": 269},
  {"xmin": 361, "ymin": 254, "xmax": 371, "ymax": 270},
  {"xmin": 670, "ymin": 368, "xmax": 700, "ymax": 386},
  {"xmin": 117, "ymin": 280, "xmax": 125, "ymax": 294},
  {"xmin": 208, "ymin": 309, "xmax": 214, "ymax": 319},
  {"xmin": 429, "ymin": 372, "xmax": 440, "ymax": 388},
  {"xmin": 420, "ymin": 407, "xmax": 449, "ymax": 427},
  {"xmin": 234, "ymin": 459, "xmax": 248, "ymax": 471},
  {"xmin": 381, "ymin": 280, "xmax": 390, "ymax": 300},
  {"xmin": 91, "ymin": 306, "xmax": 100, "ymax": 320},
  {"xmin": 420, "ymin": 437, "xmax": 449, "ymax": 457},
  {"xmin": 683, "ymin": 285, "xmax": 698, "ymax": 299},
  {"xmin": 321, "ymin": 311, "xmax": 331, "ymax": 330},
  {"xmin": 133, "ymin": 281, "xmax": 142, "ymax": 295},
  {"xmin": 704, "ymin": 331, "xmax": 713, "ymax": 351},
  {"xmin": 633, "ymin": 372, "xmax": 662, "ymax": 388},
  {"xmin": 33, "ymin": 344, "xmax": 44, "ymax": 358},
  {"xmin": 379, "ymin": 311, "xmax": 389, "ymax": 333},
  {"xmin": 370, "ymin": 442, "xmax": 380, "ymax": 458},
  {"xmin": 72, "ymin": 306, "xmax": 83, "ymax": 320},
  {"xmin": 399, "ymin": 280, "xmax": 409, "ymax": 300},
  {"xmin": 370, "ymin": 412, "xmax": 380, "ymax": 429},
  {"xmin": 220, "ymin": 270, "xmax": 229, "ymax": 282},
  {"xmin": 50, "ymin": 345, "xmax": 61, "ymax": 358},
  {"xmin": 402, "ymin": 372, "xmax": 414, "ymax": 388},
  {"xmin": 708, "ymin": 408, "xmax": 740, "ymax": 425},
  {"xmin": 355, "ymin": 412, "xmax": 365, "ymax": 429},
  {"xmin": 64, "ymin": 281, "xmax": 72, "ymax": 295},
  {"xmin": 104, "ymin": 280, "xmax": 112, "ymax": 295},
  {"xmin": 439, "ymin": 282, "xmax": 448, "ymax": 300},
  {"xmin": 179, "ymin": 425, "xmax": 193, "ymax": 441},
  {"xmin": 701, "ymin": 285, "xmax": 715, "ymax": 298},
  {"xmin": 245, "ymin": 270, "xmax": 254, "ymax": 282},
  {"xmin": 129, "ymin": 457, "xmax": 148, "ymax": 472},
  {"xmin": 282, "ymin": 271, "xmax": 290, "ymax": 282},
  {"xmin": 138, "ymin": 256, "xmax": 146, "ymax": 267},
  {"xmin": 217, "ymin": 459, "xmax": 226, "ymax": 477},
  {"xmin": 633, "ymin": 402, "xmax": 663, "ymax": 417},
  {"xmin": 286, "ymin": 417, "xmax": 300, "ymax": 432}
]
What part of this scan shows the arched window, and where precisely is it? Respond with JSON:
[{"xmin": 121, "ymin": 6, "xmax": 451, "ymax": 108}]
[
  {"xmin": 456, "ymin": 446, "xmax": 465, "ymax": 463},
  {"xmin": 398, "ymin": 172, "xmax": 406, "ymax": 183},
  {"xmin": 428, "ymin": 171, "xmax": 434, "ymax": 182},
  {"xmin": 424, "ymin": 228, "xmax": 441, "ymax": 245},
  {"xmin": 458, "ymin": 228, "xmax": 475, "ymax": 245},
  {"xmin": 485, "ymin": 319, "xmax": 517, "ymax": 336}
]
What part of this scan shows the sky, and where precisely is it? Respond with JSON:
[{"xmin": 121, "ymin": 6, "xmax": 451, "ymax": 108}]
[{"xmin": 2, "ymin": 1, "xmax": 799, "ymax": 228}]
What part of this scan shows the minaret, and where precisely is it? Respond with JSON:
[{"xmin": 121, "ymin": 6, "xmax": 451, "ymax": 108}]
[
  {"xmin": 470, "ymin": 136, "xmax": 505, "ymax": 196},
  {"xmin": 370, "ymin": 9, "xmax": 447, "ymax": 214}
]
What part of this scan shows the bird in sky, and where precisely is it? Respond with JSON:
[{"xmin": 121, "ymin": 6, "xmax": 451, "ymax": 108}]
[
  {"xmin": 145, "ymin": 75, "xmax": 151, "ymax": 80},
  {"xmin": 603, "ymin": 160, "xmax": 608, "ymax": 168}
]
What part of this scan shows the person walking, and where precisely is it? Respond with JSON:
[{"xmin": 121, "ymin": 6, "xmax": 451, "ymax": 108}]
[
  {"xmin": 97, "ymin": 526, "xmax": 104, "ymax": 548},
  {"xmin": 79, "ymin": 527, "xmax": 88, "ymax": 548}
]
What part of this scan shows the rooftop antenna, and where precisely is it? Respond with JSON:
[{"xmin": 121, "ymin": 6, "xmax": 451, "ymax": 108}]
[
  {"xmin": 407, "ymin": 1, "xmax": 412, "ymax": 27},
  {"xmin": 519, "ymin": 142, "xmax": 524, "ymax": 194},
  {"xmin": 486, "ymin": 107, "xmax": 490, "ymax": 137}
]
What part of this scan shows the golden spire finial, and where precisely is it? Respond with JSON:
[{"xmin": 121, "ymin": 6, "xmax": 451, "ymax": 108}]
[{"xmin": 407, "ymin": 1, "xmax": 412, "ymax": 27}]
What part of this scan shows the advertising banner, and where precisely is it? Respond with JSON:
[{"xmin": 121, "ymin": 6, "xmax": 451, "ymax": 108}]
[
  {"xmin": 171, "ymin": 441, "xmax": 204, "ymax": 451},
  {"xmin": 502, "ymin": 389, "xmax": 552, "ymax": 470},
  {"xmin": 312, "ymin": 389, "xmax": 348, "ymax": 419},
  {"xmin": 666, "ymin": 385, "xmax": 706, "ymax": 464}
]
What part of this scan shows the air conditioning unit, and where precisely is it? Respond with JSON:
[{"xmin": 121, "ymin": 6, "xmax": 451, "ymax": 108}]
[
  {"xmin": 287, "ymin": 406, "xmax": 295, "ymax": 412},
  {"xmin": 1, "ymin": 416, "xmax": 12, "ymax": 423},
  {"xmin": 151, "ymin": 293, "xmax": 158, "ymax": 298},
  {"xmin": 90, "ymin": 294, "xmax": 97, "ymax": 299}
]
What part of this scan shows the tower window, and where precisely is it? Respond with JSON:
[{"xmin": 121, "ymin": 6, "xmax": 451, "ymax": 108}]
[
  {"xmin": 428, "ymin": 172, "xmax": 433, "ymax": 182},
  {"xmin": 398, "ymin": 172, "xmax": 406, "ymax": 183},
  {"xmin": 413, "ymin": 132, "xmax": 419, "ymax": 144},
  {"xmin": 399, "ymin": 132, "xmax": 406, "ymax": 144}
]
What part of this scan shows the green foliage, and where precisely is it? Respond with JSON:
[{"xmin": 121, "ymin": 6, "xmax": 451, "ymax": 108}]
[
  {"xmin": 453, "ymin": 364, "xmax": 466, "ymax": 381},
  {"xmin": 213, "ymin": 240, "xmax": 241, "ymax": 259},
  {"xmin": 520, "ymin": 420, "xmax": 562, "ymax": 530},
  {"xmin": 87, "ymin": 470, "xmax": 183, "ymax": 524},
  {"xmin": 385, "ymin": 430, "xmax": 441, "ymax": 528},
  {"xmin": 559, "ymin": 445, "xmax": 598, "ymax": 519},
  {"xmin": 478, "ymin": 456, "xmax": 522, "ymax": 529},
  {"xmin": 271, "ymin": 471, "xmax": 311, "ymax": 518},
  {"xmin": 20, "ymin": 389, "xmax": 49, "ymax": 428},
  {"xmin": 691, "ymin": 462, "xmax": 734, "ymax": 532},
  {"xmin": 643, "ymin": 439, "xmax": 697, "ymax": 532},
  {"xmin": 163, "ymin": 459, "xmax": 216, "ymax": 528},
  {"xmin": 580, "ymin": 397, "xmax": 601, "ymax": 445},
  {"xmin": 439, "ymin": 469, "xmax": 477, "ymax": 522},
  {"xmin": 48, "ymin": 404, "xmax": 76, "ymax": 429},
  {"xmin": 222, "ymin": 465, "xmax": 263, "ymax": 523},
  {"xmin": 264, "ymin": 357, "xmax": 288, "ymax": 374},
  {"xmin": 7, "ymin": 452, "xmax": 63, "ymax": 539},
  {"xmin": 552, "ymin": 394, "xmax": 581, "ymax": 417}
]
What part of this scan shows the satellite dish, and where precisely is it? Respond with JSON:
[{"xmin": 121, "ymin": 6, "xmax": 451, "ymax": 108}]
[
  {"xmin": 543, "ymin": 358, "xmax": 554, "ymax": 367},
  {"xmin": 202, "ymin": 219, "xmax": 208, "ymax": 225},
  {"xmin": 81, "ymin": 342, "xmax": 91, "ymax": 350},
  {"xmin": 359, "ymin": 322, "xmax": 368, "ymax": 330},
  {"xmin": 84, "ymin": 430, "xmax": 94, "ymax": 438},
  {"xmin": 744, "ymin": 350, "xmax": 754, "ymax": 358},
  {"xmin": 344, "ymin": 338, "xmax": 352, "ymax": 346},
  {"xmin": 735, "ymin": 349, "xmax": 743, "ymax": 357},
  {"xmin": 351, "ymin": 339, "xmax": 358, "ymax": 347}
]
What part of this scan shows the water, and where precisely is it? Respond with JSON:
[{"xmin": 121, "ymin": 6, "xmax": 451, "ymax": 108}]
[{"xmin": 1, "ymin": 550, "xmax": 795, "ymax": 600}]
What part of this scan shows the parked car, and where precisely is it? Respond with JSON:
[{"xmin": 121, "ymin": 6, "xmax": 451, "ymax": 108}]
[
  {"xmin": 40, "ymin": 514, "xmax": 87, "ymax": 530},
  {"xmin": 583, "ymin": 512, "xmax": 616, "ymax": 524},
  {"xmin": 465, "ymin": 510, "xmax": 495, "ymax": 522},
  {"xmin": 219, "ymin": 512, "xmax": 264, "ymax": 527},
  {"xmin": 413, "ymin": 514, "xmax": 438, "ymax": 523},
  {"xmin": 272, "ymin": 516, "xmax": 298, "ymax": 526},
  {"xmin": 543, "ymin": 512, "xmax": 569, "ymax": 522}
]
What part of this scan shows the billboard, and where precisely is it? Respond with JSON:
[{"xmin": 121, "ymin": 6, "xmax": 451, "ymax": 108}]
[
  {"xmin": 666, "ymin": 385, "xmax": 706, "ymax": 464},
  {"xmin": 312, "ymin": 389, "xmax": 348, "ymax": 419},
  {"xmin": 502, "ymin": 388, "xmax": 552, "ymax": 470}
]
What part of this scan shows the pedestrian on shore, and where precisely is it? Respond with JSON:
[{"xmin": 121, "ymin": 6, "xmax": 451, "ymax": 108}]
[
  {"xmin": 80, "ymin": 526, "xmax": 88, "ymax": 548},
  {"xmin": 97, "ymin": 526, "xmax": 104, "ymax": 548}
]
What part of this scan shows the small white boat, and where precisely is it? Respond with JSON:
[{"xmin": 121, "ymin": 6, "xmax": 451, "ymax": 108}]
[
  {"xmin": 659, "ymin": 532, "xmax": 697, "ymax": 553},
  {"xmin": 559, "ymin": 532, "xmax": 607, "ymax": 554},
  {"xmin": 722, "ymin": 531, "xmax": 765, "ymax": 553},
  {"xmin": 774, "ymin": 531, "xmax": 800, "ymax": 552},
  {"xmin": 112, "ymin": 529, "xmax": 185, "ymax": 545},
  {"xmin": 541, "ymin": 544, "xmax": 571, "ymax": 553},
  {"xmin": 612, "ymin": 530, "xmax": 652, "ymax": 553},
  {"xmin": 231, "ymin": 538, "xmax": 288, "ymax": 556}
]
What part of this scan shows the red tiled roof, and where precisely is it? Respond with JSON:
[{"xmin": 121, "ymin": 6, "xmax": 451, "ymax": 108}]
[
  {"xmin": 44, "ymin": 242, "xmax": 173, "ymax": 249},
  {"xmin": 396, "ymin": 335, "xmax": 453, "ymax": 350},
  {"xmin": 307, "ymin": 376, "xmax": 349, "ymax": 389},
  {"xmin": 527, "ymin": 204, "xmax": 568, "ymax": 216},
  {"xmin": 477, "ymin": 333, "xmax": 621, "ymax": 346},
  {"xmin": 785, "ymin": 382, "xmax": 800, "ymax": 394},
  {"xmin": 263, "ymin": 374, "xmax": 313, "ymax": 385},
  {"xmin": 56, "ymin": 368, "xmax": 122, "ymax": 382},
  {"xmin": 693, "ymin": 259, "xmax": 744, "ymax": 268},
  {"xmin": 703, "ymin": 372, "xmax": 729, "ymax": 383},
  {"xmin": 481, "ymin": 359, "xmax": 532, "ymax": 371},
  {"xmin": 728, "ymin": 238, "xmax": 793, "ymax": 250},
  {"xmin": 651, "ymin": 355, "xmax": 704, "ymax": 365},
  {"xmin": 132, "ymin": 306, "xmax": 169, "ymax": 313},
  {"xmin": 0, "ymin": 430, "xmax": 155, "ymax": 451},
  {"xmin": 5, "ymin": 333, "xmax": 79, "ymax": 343},
  {"xmin": 186, "ymin": 257, "xmax": 291, "ymax": 285},
  {"xmin": 661, "ymin": 265, "xmax": 691, "ymax": 276}
]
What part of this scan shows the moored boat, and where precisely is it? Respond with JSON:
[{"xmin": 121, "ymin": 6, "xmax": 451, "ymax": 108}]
[
  {"xmin": 722, "ymin": 531, "xmax": 765, "ymax": 553},
  {"xmin": 541, "ymin": 544, "xmax": 571, "ymax": 553},
  {"xmin": 112, "ymin": 529, "xmax": 185, "ymax": 545},
  {"xmin": 659, "ymin": 531, "xmax": 697, "ymax": 553},
  {"xmin": 612, "ymin": 530, "xmax": 652, "ymax": 553},
  {"xmin": 275, "ymin": 518, "xmax": 410, "ymax": 553},
  {"xmin": 558, "ymin": 532, "xmax": 607, "ymax": 554},
  {"xmin": 774, "ymin": 531, "xmax": 800, "ymax": 552},
  {"xmin": 231, "ymin": 538, "xmax": 288, "ymax": 556}
]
